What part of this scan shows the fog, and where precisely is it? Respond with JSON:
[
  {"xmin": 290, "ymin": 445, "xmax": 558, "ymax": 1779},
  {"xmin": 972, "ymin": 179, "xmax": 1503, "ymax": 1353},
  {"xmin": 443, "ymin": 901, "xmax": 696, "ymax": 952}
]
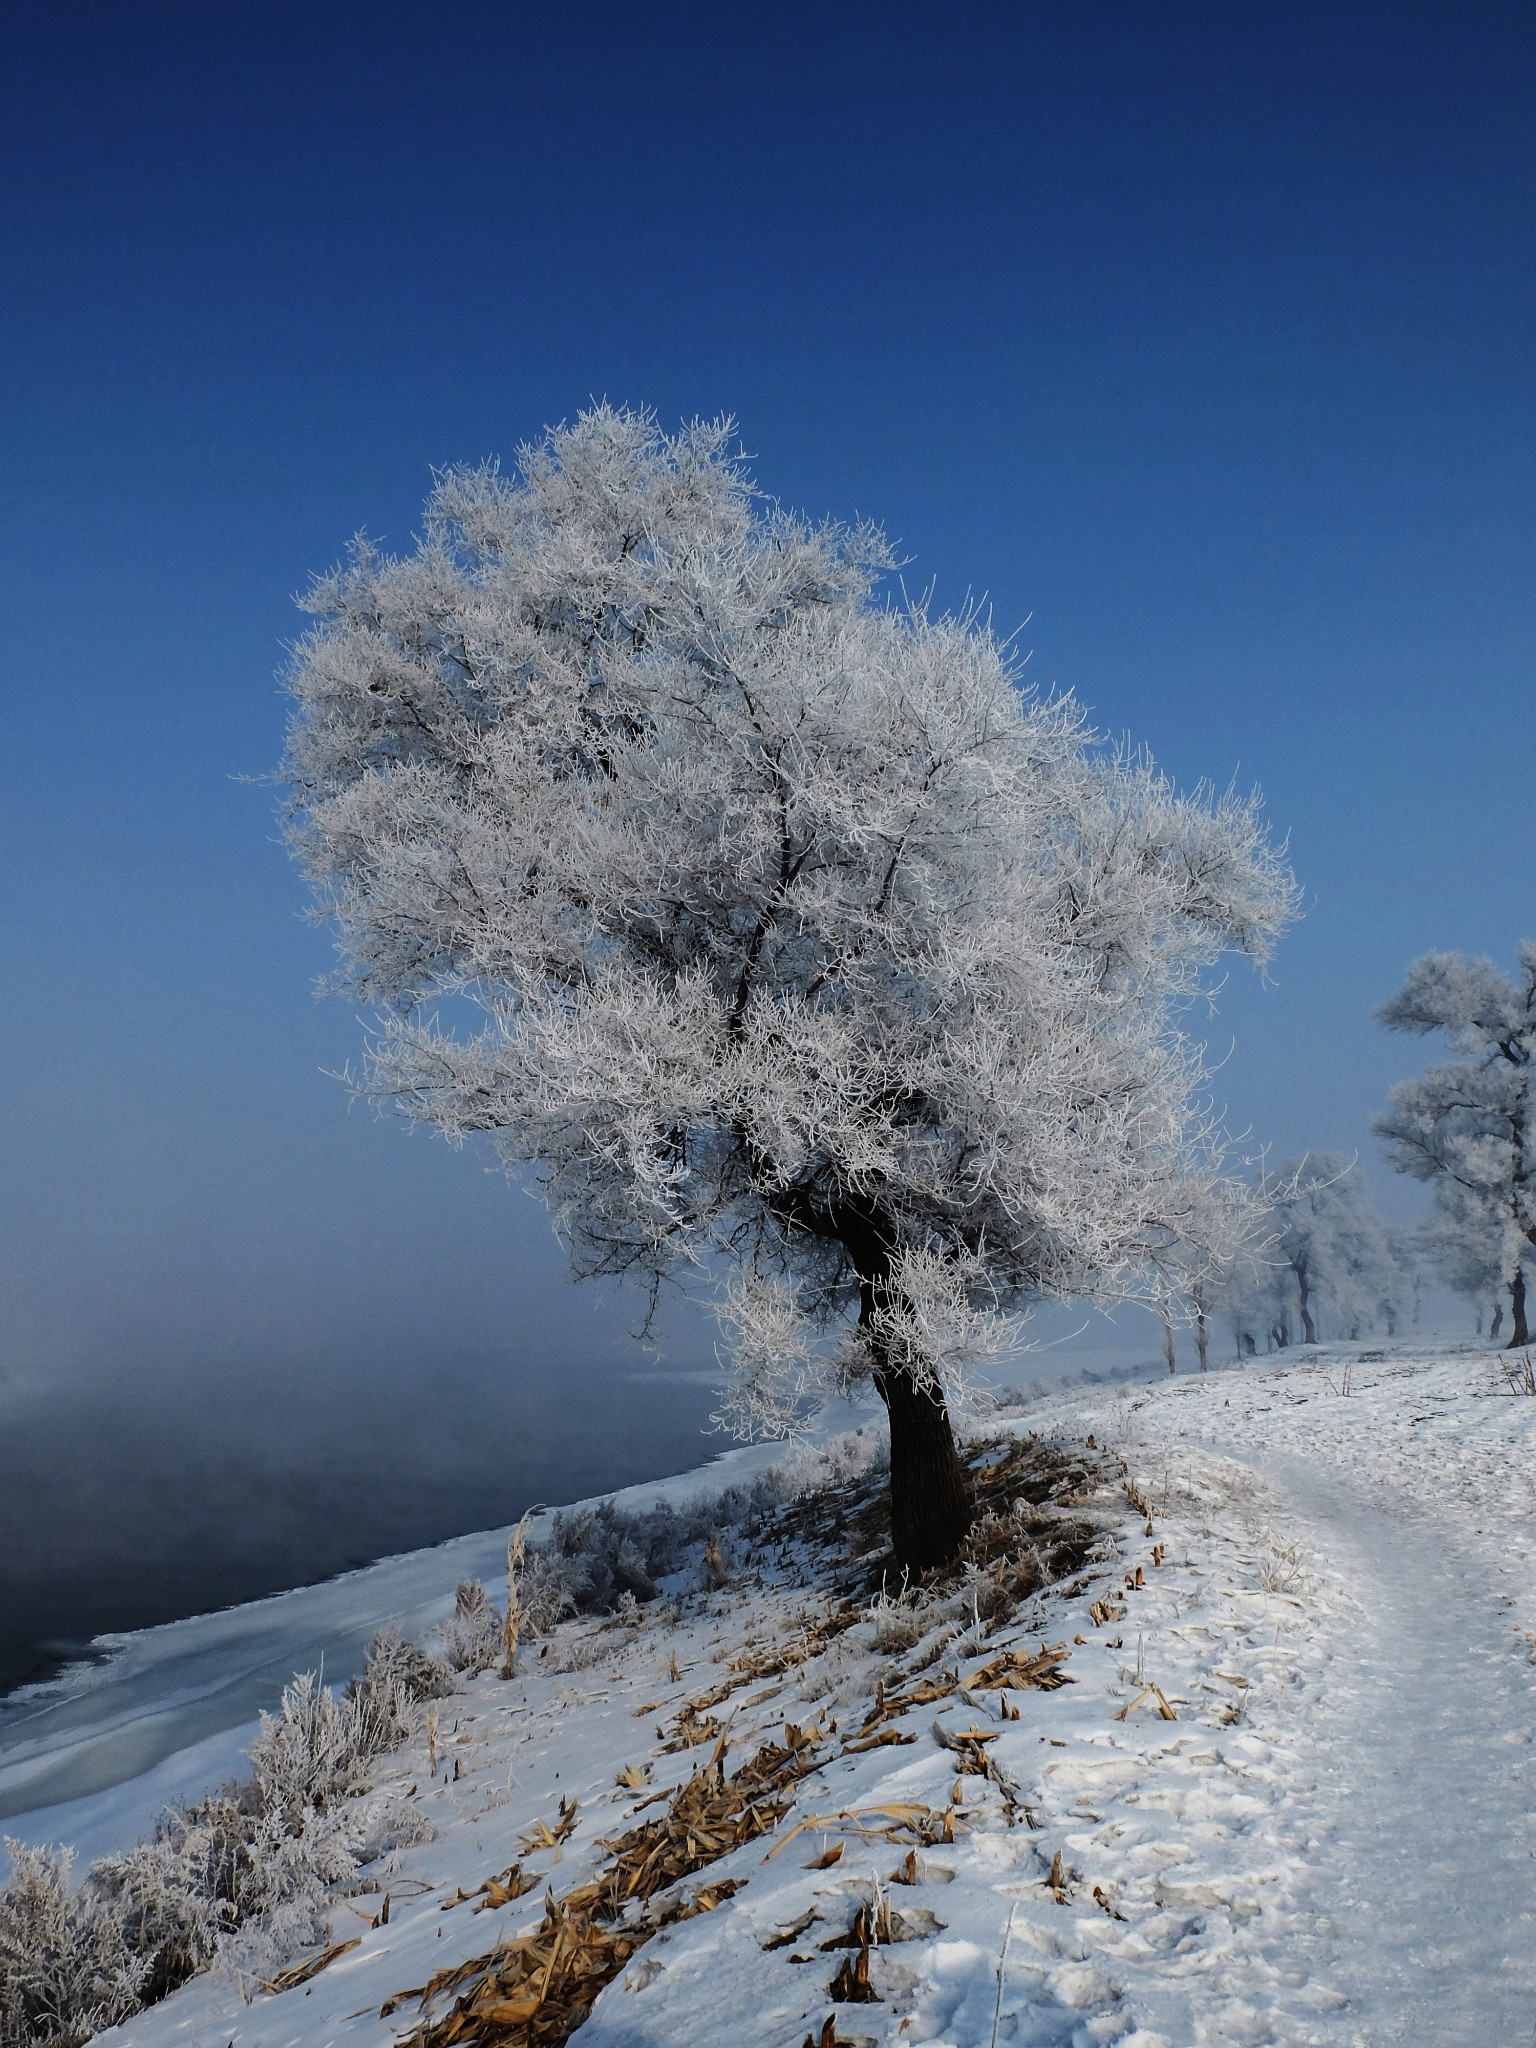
[
  {"xmin": 0, "ymin": 1313, "xmax": 723, "ymax": 1696},
  {"xmin": 0, "ymin": 1060, "xmax": 735, "ymax": 1693}
]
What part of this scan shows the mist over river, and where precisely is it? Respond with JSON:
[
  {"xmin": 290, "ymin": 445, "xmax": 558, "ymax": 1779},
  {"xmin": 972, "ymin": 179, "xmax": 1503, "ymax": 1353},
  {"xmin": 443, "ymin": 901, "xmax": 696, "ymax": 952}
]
[
  {"xmin": 0, "ymin": 1300, "xmax": 1201, "ymax": 1700},
  {"xmin": 0, "ymin": 1344, "xmax": 722, "ymax": 1698}
]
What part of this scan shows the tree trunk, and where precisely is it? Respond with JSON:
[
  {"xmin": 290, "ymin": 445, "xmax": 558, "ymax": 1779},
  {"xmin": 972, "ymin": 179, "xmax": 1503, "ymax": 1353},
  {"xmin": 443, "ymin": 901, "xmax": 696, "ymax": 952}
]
[
  {"xmin": 1195, "ymin": 1306, "xmax": 1209, "ymax": 1372},
  {"xmin": 1491, "ymin": 1300, "xmax": 1503, "ymax": 1342},
  {"xmin": 1162, "ymin": 1315, "xmax": 1176, "ymax": 1374},
  {"xmin": 1508, "ymin": 1267, "xmax": 1530, "ymax": 1349},
  {"xmin": 874, "ymin": 1357, "xmax": 974, "ymax": 1574},
  {"xmin": 1295, "ymin": 1260, "xmax": 1317, "ymax": 1345},
  {"xmin": 840, "ymin": 1205, "xmax": 973, "ymax": 1575}
]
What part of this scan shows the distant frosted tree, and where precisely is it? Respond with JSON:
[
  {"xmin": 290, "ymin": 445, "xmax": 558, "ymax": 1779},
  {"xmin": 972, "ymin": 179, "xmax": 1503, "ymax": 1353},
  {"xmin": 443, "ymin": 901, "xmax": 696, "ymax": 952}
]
[
  {"xmin": 1163, "ymin": 1180, "xmax": 1267, "ymax": 1368},
  {"xmin": 1267, "ymin": 1155, "xmax": 1403, "ymax": 1344},
  {"xmin": 1223, "ymin": 1255, "xmax": 1295, "ymax": 1355},
  {"xmin": 1382, "ymin": 1224, "xmax": 1423, "ymax": 1338},
  {"xmin": 280, "ymin": 405, "xmax": 1297, "ymax": 1570},
  {"xmin": 1421, "ymin": 1176, "xmax": 1530, "ymax": 1343},
  {"xmin": 1375, "ymin": 947, "xmax": 1536, "ymax": 1348}
]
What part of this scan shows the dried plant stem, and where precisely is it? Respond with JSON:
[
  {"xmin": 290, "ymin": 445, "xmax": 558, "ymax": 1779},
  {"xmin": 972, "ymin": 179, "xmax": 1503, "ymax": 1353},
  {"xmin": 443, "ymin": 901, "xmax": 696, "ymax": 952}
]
[{"xmin": 503, "ymin": 1513, "xmax": 532, "ymax": 1678}]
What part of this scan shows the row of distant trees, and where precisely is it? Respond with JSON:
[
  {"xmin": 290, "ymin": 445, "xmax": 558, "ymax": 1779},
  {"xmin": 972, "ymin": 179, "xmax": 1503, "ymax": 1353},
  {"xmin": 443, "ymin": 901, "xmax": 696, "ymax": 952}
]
[{"xmin": 1180, "ymin": 945, "xmax": 1536, "ymax": 1362}]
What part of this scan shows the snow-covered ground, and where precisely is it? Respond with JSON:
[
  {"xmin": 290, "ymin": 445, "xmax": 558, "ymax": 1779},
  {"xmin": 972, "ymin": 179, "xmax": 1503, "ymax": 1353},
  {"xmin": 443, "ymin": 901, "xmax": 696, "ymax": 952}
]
[{"xmin": 15, "ymin": 1339, "xmax": 1536, "ymax": 2046}]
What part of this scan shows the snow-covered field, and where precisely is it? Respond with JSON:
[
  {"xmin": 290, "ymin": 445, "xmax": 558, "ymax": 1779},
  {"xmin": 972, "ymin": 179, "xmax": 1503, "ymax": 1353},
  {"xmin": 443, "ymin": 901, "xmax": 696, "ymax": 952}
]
[{"xmin": 15, "ymin": 1340, "xmax": 1536, "ymax": 2047}]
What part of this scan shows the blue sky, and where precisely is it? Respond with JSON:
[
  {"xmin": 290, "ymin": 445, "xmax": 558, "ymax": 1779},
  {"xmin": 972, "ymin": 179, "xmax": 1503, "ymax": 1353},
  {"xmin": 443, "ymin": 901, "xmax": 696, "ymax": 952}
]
[{"xmin": 2, "ymin": 0, "xmax": 1532, "ymax": 1421}]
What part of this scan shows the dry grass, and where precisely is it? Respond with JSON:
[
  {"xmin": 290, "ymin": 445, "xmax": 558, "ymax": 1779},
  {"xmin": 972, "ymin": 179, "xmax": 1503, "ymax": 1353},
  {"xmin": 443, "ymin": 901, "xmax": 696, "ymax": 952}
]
[
  {"xmin": 390, "ymin": 1729, "xmax": 822, "ymax": 2047},
  {"xmin": 372, "ymin": 1432, "xmax": 1107, "ymax": 2047}
]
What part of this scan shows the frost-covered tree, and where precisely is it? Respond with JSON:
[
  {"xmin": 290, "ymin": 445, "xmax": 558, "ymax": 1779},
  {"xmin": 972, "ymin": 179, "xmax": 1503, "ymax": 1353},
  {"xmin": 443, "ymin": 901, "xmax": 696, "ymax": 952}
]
[
  {"xmin": 1382, "ymin": 1224, "xmax": 1423, "ymax": 1338},
  {"xmin": 1375, "ymin": 946, "xmax": 1536, "ymax": 1348},
  {"xmin": 280, "ymin": 406, "xmax": 1297, "ymax": 1570},
  {"xmin": 1421, "ymin": 1179, "xmax": 1528, "ymax": 1339},
  {"xmin": 1265, "ymin": 1155, "xmax": 1405, "ymax": 1345}
]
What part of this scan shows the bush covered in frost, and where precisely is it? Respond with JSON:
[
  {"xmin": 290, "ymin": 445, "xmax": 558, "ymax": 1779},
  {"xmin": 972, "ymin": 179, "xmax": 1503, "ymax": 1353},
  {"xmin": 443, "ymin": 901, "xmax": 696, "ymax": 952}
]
[
  {"xmin": 525, "ymin": 1425, "xmax": 888, "ymax": 1618},
  {"xmin": 437, "ymin": 1579, "xmax": 509, "ymax": 1674},
  {"xmin": 0, "ymin": 1623, "xmax": 449, "ymax": 2046},
  {"xmin": 0, "ymin": 1845, "xmax": 143, "ymax": 2048}
]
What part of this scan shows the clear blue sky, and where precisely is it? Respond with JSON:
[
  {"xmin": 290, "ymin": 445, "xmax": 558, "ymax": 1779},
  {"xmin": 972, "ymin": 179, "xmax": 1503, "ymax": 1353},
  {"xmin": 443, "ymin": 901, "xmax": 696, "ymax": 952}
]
[{"xmin": 2, "ymin": 1, "xmax": 1532, "ymax": 1421}]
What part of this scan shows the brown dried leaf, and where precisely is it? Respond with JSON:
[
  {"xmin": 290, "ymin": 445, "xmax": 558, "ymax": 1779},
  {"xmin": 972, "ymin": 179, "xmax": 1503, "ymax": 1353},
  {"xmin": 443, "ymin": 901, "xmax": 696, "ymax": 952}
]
[{"xmin": 263, "ymin": 1936, "xmax": 361, "ymax": 1993}]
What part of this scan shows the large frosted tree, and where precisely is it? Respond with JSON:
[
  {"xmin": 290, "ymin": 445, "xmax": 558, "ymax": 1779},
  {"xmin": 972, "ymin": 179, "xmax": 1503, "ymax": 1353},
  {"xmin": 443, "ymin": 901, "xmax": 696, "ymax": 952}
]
[
  {"xmin": 1376, "ymin": 947, "xmax": 1536, "ymax": 1347},
  {"xmin": 280, "ymin": 406, "xmax": 1296, "ymax": 1570}
]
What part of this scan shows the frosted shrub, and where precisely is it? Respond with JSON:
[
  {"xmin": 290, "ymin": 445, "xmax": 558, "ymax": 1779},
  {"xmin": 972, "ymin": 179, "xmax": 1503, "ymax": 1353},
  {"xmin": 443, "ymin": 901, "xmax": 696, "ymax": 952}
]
[
  {"xmin": 248, "ymin": 1672, "xmax": 372, "ymax": 1827},
  {"xmin": 500, "ymin": 1431, "xmax": 887, "ymax": 1632},
  {"xmin": 866, "ymin": 1588, "xmax": 924, "ymax": 1655},
  {"xmin": 437, "ymin": 1580, "xmax": 506, "ymax": 1675},
  {"xmin": 212, "ymin": 1891, "xmax": 331, "ymax": 2002},
  {"xmin": 208, "ymin": 1808, "xmax": 360, "ymax": 1997},
  {"xmin": 82, "ymin": 1836, "xmax": 227, "ymax": 2004},
  {"xmin": 349, "ymin": 1624, "xmax": 453, "ymax": 1748},
  {"xmin": 0, "ymin": 1844, "xmax": 141, "ymax": 2048},
  {"xmin": 516, "ymin": 1550, "xmax": 580, "ymax": 1636},
  {"xmin": 154, "ymin": 1796, "xmax": 254, "ymax": 1923},
  {"xmin": 770, "ymin": 1428, "xmax": 888, "ymax": 1500},
  {"xmin": 0, "ymin": 1621, "xmax": 453, "ymax": 2044}
]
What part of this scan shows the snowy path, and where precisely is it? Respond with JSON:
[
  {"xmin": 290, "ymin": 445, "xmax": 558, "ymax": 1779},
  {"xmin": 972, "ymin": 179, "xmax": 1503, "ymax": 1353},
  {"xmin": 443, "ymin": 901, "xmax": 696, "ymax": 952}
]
[
  {"xmin": 1237, "ymin": 1447, "xmax": 1536, "ymax": 2045},
  {"xmin": 1058, "ymin": 1349, "xmax": 1536, "ymax": 2046}
]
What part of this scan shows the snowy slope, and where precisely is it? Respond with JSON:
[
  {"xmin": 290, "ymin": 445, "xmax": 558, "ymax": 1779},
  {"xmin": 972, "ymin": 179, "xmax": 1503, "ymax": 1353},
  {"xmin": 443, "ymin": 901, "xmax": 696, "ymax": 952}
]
[{"xmin": 30, "ymin": 1340, "xmax": 1536, "ymax": 2047}]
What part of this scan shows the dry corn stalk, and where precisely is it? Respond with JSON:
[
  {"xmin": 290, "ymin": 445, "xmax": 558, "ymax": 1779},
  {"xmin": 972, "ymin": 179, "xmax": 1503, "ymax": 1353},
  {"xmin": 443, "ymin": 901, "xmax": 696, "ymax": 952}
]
[
  {"xmin": 1112, "ymin": 1683, "xmax": 1177, "ymax": 1722},
  {"xmin": 827, "ymin": 1941, "xmax": 879, "ymax": 2003},
  {"xmin": 263, "ymin": 1936, "xmax": 360, "ymax": 1993},
  {"xmin": 440, "ymin": 1863, "xmax": 533, "ymax": 1914},
  {"xmin": 503, "ymin": 1514, "xmax": 531, "ymax": 1678},
  {"xmin": 396, "ymin": 1732, "xmax": 822, "ymax": 2047},
  {"xmin": 766, "ymin": 1801, "xmax": 955, "ymax": 1859},
  {"xmin": 519, "ymin": 1796, "xmax": 579, "ymax": 1853},
  {"xmin": 959, "ymin": 1642, "xmax": 1072, "ymax": 1693},
  {"xmin": 931, "ymin": 1720, "xmax": 1024, "ymax": 1820},
  {"xmin": 855, "ymin": 1672, "xmax": 957, "ymax": 1734}
]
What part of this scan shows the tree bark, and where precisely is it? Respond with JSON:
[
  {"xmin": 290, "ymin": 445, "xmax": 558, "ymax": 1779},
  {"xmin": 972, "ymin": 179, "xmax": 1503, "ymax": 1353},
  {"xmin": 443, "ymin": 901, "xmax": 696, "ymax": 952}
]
[
  {"xmin": 1162, "ymin": 1315, "xmax": 1176, "ymax": 1374},
  {"xmin": 1508, "ymin": 1267, "xmax": 1530, "ymax": 1349},
  {"xmin": 873, "ymin": 1355, "xmax": 974, "ymax": 1574},
  {"xmin": 1195, "ymin": 1306, "xmax": 1209, "ymax": 1372},
  {"xmin": 839, "ymin": 1205, "xmax": 973, "ymax": 1574}
]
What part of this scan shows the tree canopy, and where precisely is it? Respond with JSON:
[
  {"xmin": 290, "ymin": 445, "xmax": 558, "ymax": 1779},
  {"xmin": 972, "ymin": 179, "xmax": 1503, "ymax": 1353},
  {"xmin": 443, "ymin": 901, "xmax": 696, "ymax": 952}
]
[{"xmin": 281, "ymin": 406, "xmax": 1297, "ymax": 1565}]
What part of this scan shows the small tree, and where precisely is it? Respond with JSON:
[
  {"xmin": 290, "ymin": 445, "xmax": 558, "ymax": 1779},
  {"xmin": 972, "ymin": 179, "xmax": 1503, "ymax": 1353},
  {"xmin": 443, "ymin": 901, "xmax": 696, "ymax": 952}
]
[
  {"xmin": 280, "ymin": 407, "xmax": 1296, "ymax": 1571},
  {"xmin": 1381, "ymin": 1225, "xmax": 1422, "ymax": 1338},
  {"xmin": 1375, "ymin": 947, "xmax": 1536, "ymax": 1347}
]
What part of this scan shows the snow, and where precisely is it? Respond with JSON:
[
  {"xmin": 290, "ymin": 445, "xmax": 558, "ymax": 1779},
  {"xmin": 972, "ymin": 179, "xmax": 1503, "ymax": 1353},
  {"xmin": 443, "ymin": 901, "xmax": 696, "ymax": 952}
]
[{"xmin": 15, "ymin": 1340, "xmax": 1536, "ymax": 2045}]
